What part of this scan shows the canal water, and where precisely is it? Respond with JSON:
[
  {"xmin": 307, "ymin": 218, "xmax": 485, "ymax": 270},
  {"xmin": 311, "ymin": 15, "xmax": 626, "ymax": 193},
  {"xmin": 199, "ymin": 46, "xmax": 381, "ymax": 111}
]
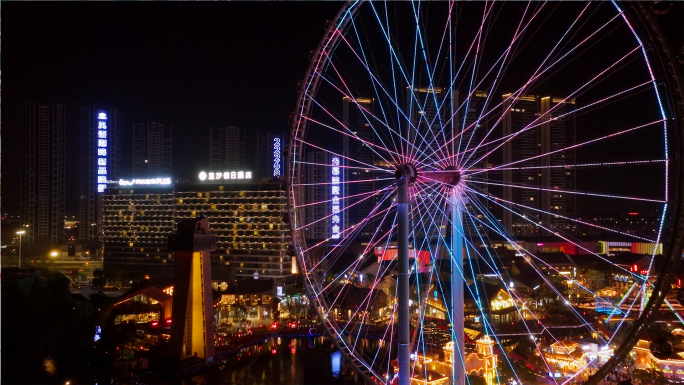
[{"xmin": 176, "ymin": 336, "xmax": 390, "ymax": 385}]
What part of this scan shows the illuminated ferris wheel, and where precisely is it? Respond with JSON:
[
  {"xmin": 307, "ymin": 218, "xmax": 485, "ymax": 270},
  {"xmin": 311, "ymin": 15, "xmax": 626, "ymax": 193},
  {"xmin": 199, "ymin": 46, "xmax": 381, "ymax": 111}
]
[{"xmin": 288, "ymin": 2, "xmax": 684, "ymax": 384}]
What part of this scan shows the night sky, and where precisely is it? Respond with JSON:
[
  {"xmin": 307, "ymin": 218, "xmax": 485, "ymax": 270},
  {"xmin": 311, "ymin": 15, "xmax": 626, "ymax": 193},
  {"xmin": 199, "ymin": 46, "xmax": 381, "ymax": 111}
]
[
  {"xmin": 3, "ymin": 2, "xmax": 343, "ymax": 214},
  {"xmin": 3, "ymin": 2, "xmax": 682, "ymax": 216}
]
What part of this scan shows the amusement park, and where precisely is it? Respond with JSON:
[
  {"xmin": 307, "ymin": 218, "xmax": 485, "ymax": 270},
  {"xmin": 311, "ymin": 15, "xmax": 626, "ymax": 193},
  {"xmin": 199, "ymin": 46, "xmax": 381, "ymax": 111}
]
[{"xmin": 3, "ymin": 1, "xmax": 684, "ymax": 385}]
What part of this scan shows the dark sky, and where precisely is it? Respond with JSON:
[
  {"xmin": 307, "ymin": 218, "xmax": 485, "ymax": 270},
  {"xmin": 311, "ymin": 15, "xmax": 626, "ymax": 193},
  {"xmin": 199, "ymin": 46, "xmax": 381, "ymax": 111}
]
[
  {"xmin": 3, "ymin": 2, "xmax": 343, "ymax": 214},
  {"xmin": 3, "ymin": 2, "xmax": 682, "ymax": 216}
]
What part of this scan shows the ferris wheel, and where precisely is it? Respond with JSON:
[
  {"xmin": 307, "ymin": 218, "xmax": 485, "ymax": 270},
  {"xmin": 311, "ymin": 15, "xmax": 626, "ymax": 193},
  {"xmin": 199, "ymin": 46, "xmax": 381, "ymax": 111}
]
[{"xmin": 288, "ymin": 2, "xmax": 684, "ymax": 384}]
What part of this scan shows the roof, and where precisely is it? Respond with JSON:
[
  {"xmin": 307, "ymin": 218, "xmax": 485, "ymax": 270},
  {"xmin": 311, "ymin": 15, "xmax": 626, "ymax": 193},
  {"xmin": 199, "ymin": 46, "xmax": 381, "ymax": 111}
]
[
  {"xmin": 114, "ymin": 285, "xmax": 172, "ymax": 307},
  {"xmin": 147, "ymin": 273, "xmax": 174, "ymax": 290},
  {"xmin": 537, "ymin": 252, "xmax": 575, "ymax": 266},
  {"xmin": 128, "ymin": 273, "xmax": 174, "ymax": 294},
  {"xmin": 327, "ymin": 285, "xmax": 387, "ymax": 309},
  {"xmin": 235, "ymin": 279, "xmax": 274, "ymax": 294}
]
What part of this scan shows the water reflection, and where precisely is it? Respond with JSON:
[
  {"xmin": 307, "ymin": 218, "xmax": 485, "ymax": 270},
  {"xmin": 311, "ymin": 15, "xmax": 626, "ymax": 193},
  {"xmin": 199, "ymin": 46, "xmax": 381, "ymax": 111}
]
[{"xmin": 200, "ymin": 336, "xmax": 364, "ymax": 385}]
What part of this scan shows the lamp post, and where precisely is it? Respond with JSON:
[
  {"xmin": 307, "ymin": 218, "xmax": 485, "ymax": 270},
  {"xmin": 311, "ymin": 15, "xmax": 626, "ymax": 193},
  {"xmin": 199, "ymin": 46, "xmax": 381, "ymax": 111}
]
[{"xmin": 16, "ymin": 230, "xmax": 26, "ymax": 267}]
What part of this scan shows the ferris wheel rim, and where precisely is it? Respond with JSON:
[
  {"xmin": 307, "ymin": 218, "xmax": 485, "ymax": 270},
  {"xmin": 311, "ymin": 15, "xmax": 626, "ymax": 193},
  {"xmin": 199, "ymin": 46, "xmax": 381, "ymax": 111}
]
[{"xmin": 286, "ymin": 1, "xmax": 683, "ymax": 384}]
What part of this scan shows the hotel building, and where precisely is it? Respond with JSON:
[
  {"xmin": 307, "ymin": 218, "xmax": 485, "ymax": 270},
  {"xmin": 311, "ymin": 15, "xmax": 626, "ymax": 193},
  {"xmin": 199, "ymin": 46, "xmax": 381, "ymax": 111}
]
[{"xmin": 101, "ymin": 178, "xmax": 292, "ymax": 284}]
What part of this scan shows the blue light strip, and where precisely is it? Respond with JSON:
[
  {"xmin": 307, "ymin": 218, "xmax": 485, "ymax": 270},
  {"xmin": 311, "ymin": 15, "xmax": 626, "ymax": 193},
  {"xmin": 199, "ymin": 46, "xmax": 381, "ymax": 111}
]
[{"xmin": 273, "ymin": 135, "xmax": 282, "ymax": 178}]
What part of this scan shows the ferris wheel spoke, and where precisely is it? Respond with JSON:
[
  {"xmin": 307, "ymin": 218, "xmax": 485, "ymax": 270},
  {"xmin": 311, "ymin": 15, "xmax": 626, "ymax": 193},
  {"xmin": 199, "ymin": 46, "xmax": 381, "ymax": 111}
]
[
  {"xmin": 469, "ymin": 158, "xmax": 666, "ymax": 174},
  {"xmin": 295, "ymin": 137, "xmax": 389, "ymax": 172},
  {"xmin": 292, "ymin": 177, "xmax": 394, "ymax": 187},
  {"xmin": 294, "ymin": 184, "xmax": 392, "ymax": 209},
  {"xmin": 443, "ymin": 79, "xmax": 658, "ymax": 167},
  {"xmin": 303, "ymin": 96, "xmax": 400, "ymax": 166},
  {"xmin": 315, "ymin": 53, "xmax": 405, "ymax": 165},
  {"xmin": 346, "ymin": 9, "xmax": 404, "ymax": 163},
  {"xmin": 463, "ymin": 44, "xmax": 643, "ymax": 170},
  {"xmin": 456, "ymin": 2, "xmax": 545, "ymax": 168},
  {"xmin": 293, "ymin": 160, "xmax": 391, "ymax": 174},
  {"xmin": 406, "ymin": 1, "xmax": 453, "ymax": 165},
  {"xmin": 464, "ymin": 184, "xmax": 648, "ymax": 283},
  {"xmin": 413, "ymin": 183, "xmax": 556, "ymax": 381},
  {"xmin": 460, "ymin": 197, "xmax": 613, "ymax": 348},
  {"xmin": 466, "ymin": 118, "xmax": 666, "ymax": 179},
  {"xmin": 469, "ymin": 182, "xmax": 657, "ymax": 243},
  {"xmin": 297, "ymin": 189, "xmax": 394, "ymax": 245},
  {"xmin": 459, "ymin": 11, "xmax": 629, "ymax": 169},
  {"xmin": 425, "ymin": 3, "xmax": 598, "ymax": 167},
  {"xmin": 330, "ymin": 28, "xmax": 443, "ymax": 167},
  {"xmin": 468, "ymin": 178, "xmax": 665, "ymax": 203},
  {"xmin": 415, "ymin": 1, "xmax": 499, "ymax": 167}
]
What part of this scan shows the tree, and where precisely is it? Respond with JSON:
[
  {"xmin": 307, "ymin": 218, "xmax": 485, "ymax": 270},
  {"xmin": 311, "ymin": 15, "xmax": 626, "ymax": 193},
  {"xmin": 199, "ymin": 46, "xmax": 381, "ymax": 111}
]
[
  {"xmin": 281, "ymin": 286, "xmax": 308, "ymax": 321},
  {"xmin": 231, "ymin": 304, "xmax": 248, "ymax": 324},
  {"xmin": 633, "ymin": 368, "xmax": 668, "ymax": 385}
]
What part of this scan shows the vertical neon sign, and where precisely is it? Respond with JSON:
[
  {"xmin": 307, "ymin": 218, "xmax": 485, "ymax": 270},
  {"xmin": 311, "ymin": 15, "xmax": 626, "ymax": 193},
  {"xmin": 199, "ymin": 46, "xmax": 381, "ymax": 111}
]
[
  {"xmin": 273, "ymin": 135, "xmax": 281, "ymax": 178},
  {"xmin": 97, "ymin": 111, "xmax": 108, "ymax": 193},
  {"xmin": 331, "ymin": 157, "xmax": 341, "ymax": 239}
]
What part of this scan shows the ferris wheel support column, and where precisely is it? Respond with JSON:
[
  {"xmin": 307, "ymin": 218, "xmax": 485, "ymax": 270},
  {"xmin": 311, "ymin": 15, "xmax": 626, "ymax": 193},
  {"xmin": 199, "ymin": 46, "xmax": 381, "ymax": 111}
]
[
  {"xmin": 451, "ymin": 189, "xmax": 466, "ymax": 385},
  {"xmin": 397, "ymin": 175, "xmax": 411, "ymax": 385}
]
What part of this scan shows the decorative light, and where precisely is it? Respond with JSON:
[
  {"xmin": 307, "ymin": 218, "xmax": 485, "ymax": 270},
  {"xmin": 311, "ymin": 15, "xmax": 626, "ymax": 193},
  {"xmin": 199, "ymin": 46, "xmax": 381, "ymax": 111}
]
[
  {"xmin": 97, "ymin": 111, "xmax": 108, "ymax": 193},
  {"xmin": 331, "ymin": 157, "xmax": 341, "ymax": 239}
]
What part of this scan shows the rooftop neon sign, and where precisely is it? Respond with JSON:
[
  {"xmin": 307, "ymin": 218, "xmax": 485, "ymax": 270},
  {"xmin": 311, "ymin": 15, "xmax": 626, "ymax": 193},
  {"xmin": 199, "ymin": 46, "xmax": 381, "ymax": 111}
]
[{"xmin": 199, "ymin": 171, "xmax": 252, "ymax": 181}]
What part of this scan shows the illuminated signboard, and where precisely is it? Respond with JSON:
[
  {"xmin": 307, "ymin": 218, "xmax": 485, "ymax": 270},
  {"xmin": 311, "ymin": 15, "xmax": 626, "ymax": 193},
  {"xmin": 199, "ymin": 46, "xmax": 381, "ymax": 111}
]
[
  {"xmin": 273, "ymin": 135, "xmax": 282, "ymax": 178},
  {"xmin": 118, "ymin": 178, "xmax": 172, "ymax": 186},
  {"xmin": 198, "ymin": 171, "xmax": 252, "ymax": 181},
  {"xmin": 97, "ymin": 112, "xmax": 108, "ymax": 193},
  {"xmin": 331, "ymin": 157, "xmax": 341, "ymax": 239}
]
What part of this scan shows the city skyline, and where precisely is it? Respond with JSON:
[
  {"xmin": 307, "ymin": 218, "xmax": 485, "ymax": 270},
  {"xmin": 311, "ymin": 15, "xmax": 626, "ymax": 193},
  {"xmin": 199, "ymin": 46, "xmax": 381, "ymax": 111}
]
[{"xmin": 3, "ymin": 2, "xmax": 341, "ymax": 215}]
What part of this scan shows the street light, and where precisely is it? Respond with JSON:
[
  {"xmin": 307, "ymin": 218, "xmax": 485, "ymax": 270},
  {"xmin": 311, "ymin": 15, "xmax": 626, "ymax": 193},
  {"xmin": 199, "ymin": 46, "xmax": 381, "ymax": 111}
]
[
  {"xmin": 50, "ymin": 251, "xmax": 59, "ymax": 257},
  {"xmin": 16, "ymin": 231, "xmax": 26, "ymax": 267}
]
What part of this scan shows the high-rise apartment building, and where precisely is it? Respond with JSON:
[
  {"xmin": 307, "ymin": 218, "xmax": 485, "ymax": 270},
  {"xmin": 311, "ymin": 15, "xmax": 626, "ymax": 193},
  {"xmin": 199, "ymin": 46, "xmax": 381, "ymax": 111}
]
[
  {"xmin": 133, "ymin": 121, "xmax": 172, "ymax": 178},
  {"xmin": 20, "ymin": 102, "xmax": 65, "ymax": 246},
  {"xmin": 256, "ymin": 131, "xmax": 287, "ymax": 181},
  {"xmin": 210, "ymin": 126, "xmax": 245, "ymax": 170},
  {"xmin": 80, "ymin": 106, "xmax": 120, "ymax": 243},
  {"xmin": 303, "ymin": 151, "xmax": 332, "ymax": 240},
  {"xmin": 501, "ymin": 94, "xmax": 576, "ymax": 237}
]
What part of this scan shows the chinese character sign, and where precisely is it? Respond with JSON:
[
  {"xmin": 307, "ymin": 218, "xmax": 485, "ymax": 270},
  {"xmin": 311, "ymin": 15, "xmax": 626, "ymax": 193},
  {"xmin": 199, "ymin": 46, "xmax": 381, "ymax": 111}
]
[
  {"xmin": 97, "ymin": 112, "xmax": 108, "ymax": 193},
  {"xmin": 273, "ymin": 136, "xmax": 282, "ymax": 178},
  {"xmin": 331, "ymin": 156, "xmax": 341, "ymax": 239}
]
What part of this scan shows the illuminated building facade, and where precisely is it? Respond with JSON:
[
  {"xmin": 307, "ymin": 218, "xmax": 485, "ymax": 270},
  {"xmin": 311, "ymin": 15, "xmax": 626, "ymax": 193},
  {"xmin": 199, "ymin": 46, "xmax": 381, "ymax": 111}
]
[
  {"xmin": 210, "ymin": 126, "xmax": 245, "ymax": 170},
  {"xmin": 168, "ymin": 217, "xmax": 216, "ymax": 361},
  {"xmin": 80, "ymin": 106, "xmax": 120, "ymax": 243},
  {"xmin": 342, "ymin": 96, "xmax": 376, "ymax": 238},
  {"xmin": 20, "ymin": 102, "xmax": 66, "ymax": 245},
  {"xmin": 101, "ymin": 179, "xmax": 292, "ymax": 282},
  {"xmin": 501, "ymin": 95, "xmax": 576, "ymax": 237},
  {"xmin": 302, "ymin": 151, "xmax": 333, "ymax": 240},
  {"xmin": 133, "ymin": 121, "xmax": 172, "ymax": 178}
]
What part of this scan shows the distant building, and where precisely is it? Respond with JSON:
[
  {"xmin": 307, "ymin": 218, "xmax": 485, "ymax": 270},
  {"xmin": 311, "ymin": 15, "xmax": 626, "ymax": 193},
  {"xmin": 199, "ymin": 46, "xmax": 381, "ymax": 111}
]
[
  {"xmin": 20, "ymin": 102, "xmax": 65, "ymax": 246},
  {"xmin": 80, "ymin": 106, "xmax": 120, "ymax": 243},
  {"xmin": 133, "ymin": 121, "xmax": 172, "ymax": 178},
  {"xmin": 501, "ymin": 94, "xmax": 576, "ymax": 237},
  {"xmin": 210, "ymin": 126, "xmax": 245, "ymax": 170},
  {"xmin": 342, "ymin": 96, "xmax": 376, "ymax": 238},
  {"xmin": 302, "ymin": 151, "xmax": 332, "ymax": 240}
]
